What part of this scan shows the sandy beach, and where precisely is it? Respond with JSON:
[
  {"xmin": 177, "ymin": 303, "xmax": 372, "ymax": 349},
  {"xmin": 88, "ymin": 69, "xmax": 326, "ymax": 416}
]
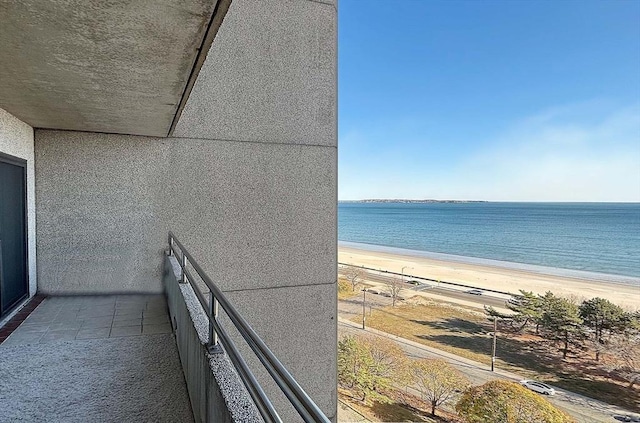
[{"xmin": 339, "ymin": 245, "xmax": 640, "ymax": 310}]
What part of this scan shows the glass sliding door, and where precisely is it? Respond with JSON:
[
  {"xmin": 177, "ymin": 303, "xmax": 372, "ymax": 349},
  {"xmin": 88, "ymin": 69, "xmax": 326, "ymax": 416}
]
[{"xmin": 0, "ymin": 153, "xmax": 28, "ymax": 318}]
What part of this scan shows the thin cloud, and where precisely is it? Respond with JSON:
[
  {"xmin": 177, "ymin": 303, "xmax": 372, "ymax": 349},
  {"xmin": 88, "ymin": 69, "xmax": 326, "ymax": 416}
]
[
  {"xmin": 339, "ymin": 103, "xmax": 640, "ymax": 202},
  {"xmin": 438, "ymin": 104, "xmax": 640, "ymax": 202}
]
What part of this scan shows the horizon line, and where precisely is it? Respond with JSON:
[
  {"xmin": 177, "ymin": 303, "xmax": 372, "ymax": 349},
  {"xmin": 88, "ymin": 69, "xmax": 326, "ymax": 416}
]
[{"xmin": 338, "ymin": 199, "xmax": 640, "ymax": 203}]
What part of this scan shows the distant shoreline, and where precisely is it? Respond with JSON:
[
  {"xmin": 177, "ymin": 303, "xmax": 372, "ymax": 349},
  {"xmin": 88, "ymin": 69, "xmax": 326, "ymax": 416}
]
[
  {"xmin": 340, "ymin": 199, "xmax": 489, "ymax": 203},
  {"xmin": 339, "ymin": 200, "xmax": 640, "ymax": 204}
]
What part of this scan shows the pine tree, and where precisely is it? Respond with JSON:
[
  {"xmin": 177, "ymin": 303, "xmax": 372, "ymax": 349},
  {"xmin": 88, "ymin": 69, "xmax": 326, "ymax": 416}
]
[
  {"xmin": 505, "ymin": 290, "xmax": 545, "ymax": 333},
  {"xmin": 579, "ymin": 297, "xmax": 625, "ymax": 361},
  {"xmin": 540, "ymin": 294, "xmax": 584, "ymax": 359}
]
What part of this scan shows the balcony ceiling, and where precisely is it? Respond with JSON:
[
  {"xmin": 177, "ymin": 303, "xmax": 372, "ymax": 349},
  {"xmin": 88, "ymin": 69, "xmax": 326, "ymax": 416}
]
[{"xmin": 0, "ymin": 0, "xmax": 222, "ymax": 137}]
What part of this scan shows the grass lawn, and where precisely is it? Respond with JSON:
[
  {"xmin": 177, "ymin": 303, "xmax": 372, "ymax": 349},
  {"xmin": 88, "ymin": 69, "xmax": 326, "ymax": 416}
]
[
  {"xmin": 338, "ymin": 277, "xmax": 359, "ymax": 300},
  {"xmin": 350, "ymin": 298, "xmax": 640, "ymax": 413}
]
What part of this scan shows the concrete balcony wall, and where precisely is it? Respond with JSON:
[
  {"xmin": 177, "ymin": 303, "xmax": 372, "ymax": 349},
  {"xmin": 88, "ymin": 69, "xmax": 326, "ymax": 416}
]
[
  {"xmin": 34, "ymin": 126, "xmax": 337, "ymax": 420},
  {"xmin": 0, "ymin": 108, "xmax": 36, "ymax": 297},
  {"xmin": 34, "ymin": 131, "xmax": 171, "ymax": 295},
  {"xmin": 170, "ymin": 0, "xmax": 337, "ymax": 420},
  {"xmin": 172, "ymin": 0, "xmax": 336, "ymax": 147},
  {"xmin": 164, "ymin": 254, "xmax": 263, "ymax": 423}
]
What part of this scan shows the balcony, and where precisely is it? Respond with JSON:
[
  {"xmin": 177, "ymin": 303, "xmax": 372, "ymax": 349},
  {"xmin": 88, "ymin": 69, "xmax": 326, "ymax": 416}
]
[
  {"xmin": 0, "ymin": 1, "xmax": 337, "ymax": 421},
  {"xmin": 0, "ymin": 233, "xmax": 331, "ymax": 423},
  {"xmin": 0, "ymin": 294, "xmax": 193, "ymax": 421}
]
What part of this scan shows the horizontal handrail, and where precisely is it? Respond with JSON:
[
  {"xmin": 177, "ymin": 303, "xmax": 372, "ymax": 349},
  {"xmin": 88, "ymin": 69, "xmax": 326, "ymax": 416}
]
[{"xmin": 168, "ymin": 232, "xmax": 330, "ymax": 423}]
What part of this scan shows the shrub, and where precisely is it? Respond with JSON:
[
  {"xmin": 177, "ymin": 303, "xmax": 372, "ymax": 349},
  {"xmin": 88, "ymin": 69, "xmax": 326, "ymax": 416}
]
[{"xmin": 456, "ymin": 380, "xmax": 575, "ymax": 423}]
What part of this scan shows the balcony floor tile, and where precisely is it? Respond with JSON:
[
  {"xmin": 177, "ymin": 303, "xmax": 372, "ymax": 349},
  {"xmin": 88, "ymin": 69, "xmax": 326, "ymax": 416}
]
[
  {"xmin": 75, "ymin": 327, "xmax": 111, "ymax": 340},
  {"xmin": 0, "ymin": 294, "xmax": 192, "ymax": 422}
]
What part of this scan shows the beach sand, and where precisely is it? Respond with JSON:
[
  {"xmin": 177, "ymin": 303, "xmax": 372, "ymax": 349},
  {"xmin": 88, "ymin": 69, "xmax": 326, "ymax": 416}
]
[{"xmin": 339, "ymin": 245, "xmax": 640, "ymax": 310}]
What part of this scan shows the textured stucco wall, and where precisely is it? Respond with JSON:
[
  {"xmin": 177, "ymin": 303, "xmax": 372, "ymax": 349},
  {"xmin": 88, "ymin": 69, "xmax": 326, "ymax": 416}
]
[
  {"xmin": 172, "ymin": 0, "xmax": 337, "ymax": 420},
  {"xmin": 0, "ymin": 107, "xmax": 36, "ymax": 297},
  {"xmin": 167, "ymin": 138, "xmax": 337, "ymax": 422},
  {"xmin": 34, "ymin": 131, "xmax": 170, "ymax": 295},
  {"xmin": 173, "ymin": 0, "xmax": 336, "ymax": 147}
]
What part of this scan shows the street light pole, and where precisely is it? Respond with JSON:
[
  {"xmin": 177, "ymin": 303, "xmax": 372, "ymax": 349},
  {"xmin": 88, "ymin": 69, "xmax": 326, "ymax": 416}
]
[
  {"xmin": 491, "ymin": 317, "xmax": 497, "ymax": 372},
  {"xmin": 401, "ymin": 266, "xmax": 414, "ymax": 285},
  {"xmin": 401, "ymin": 266, "xmax": 408, "ymax": 284},
  {"xmin": 362, "ymin": 288, "xmax": 367, "ymax": 330}
]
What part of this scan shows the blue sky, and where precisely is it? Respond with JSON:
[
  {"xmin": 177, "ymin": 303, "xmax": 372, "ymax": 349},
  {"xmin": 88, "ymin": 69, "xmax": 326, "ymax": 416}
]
[{"xmin": 338, "ymin": 0, "xmax": 640, "ymax": 202}]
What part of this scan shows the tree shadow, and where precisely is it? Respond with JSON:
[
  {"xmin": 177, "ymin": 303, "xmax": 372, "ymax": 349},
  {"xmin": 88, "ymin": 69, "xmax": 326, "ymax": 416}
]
[
  {"xmin": 411, "ymin": 317, "xmax": 485, "ymax": 335},
  {"xmin": 369, "ymin": 400, "xmax": 437, "ymax": 422},
  {"xmin": 424, "ymin": 333, "xmax": 566, "ymax": 373},
  {"xmin": 421, "ymin": 332, "xmax": 640, "ymax": 412}
]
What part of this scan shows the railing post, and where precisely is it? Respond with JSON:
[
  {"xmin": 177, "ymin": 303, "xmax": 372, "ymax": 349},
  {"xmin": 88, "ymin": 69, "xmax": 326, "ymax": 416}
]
[
  {"xmin": 208, "ymin": 291, "xmax": 222, "ymax": 353},
  {"xmin": 168, "ymin": 234, "xmax": 173, "ymax": 256},
  {"xmin": 180, "ymin": 253, "xmax": 187, "ymax": 284}
]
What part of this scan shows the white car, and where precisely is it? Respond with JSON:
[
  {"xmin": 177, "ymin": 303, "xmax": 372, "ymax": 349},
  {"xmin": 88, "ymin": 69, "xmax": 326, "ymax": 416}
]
[
  {"xmin": 507, "ymin": 297, "xmax": 524, "ymax": 306},
  {"xmin": 520, "ymin": 380, "xmax": 556, "ymax": 395}
]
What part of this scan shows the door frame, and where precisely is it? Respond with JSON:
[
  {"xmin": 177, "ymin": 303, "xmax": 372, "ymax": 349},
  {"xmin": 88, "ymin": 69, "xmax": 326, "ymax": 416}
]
[{"xmin": 0, "ymin": 151, "xmax": 29, "ymax": 318}]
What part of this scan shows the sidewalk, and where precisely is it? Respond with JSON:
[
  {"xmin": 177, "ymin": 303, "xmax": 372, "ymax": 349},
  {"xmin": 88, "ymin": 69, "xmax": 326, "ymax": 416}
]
[
  {"xmin": 339, "ymin": 317, "xmax": 520, "ymax": 379},
  {"xmin": 338, "ymin": 400, "xmax": 371, "ymax": 423}
]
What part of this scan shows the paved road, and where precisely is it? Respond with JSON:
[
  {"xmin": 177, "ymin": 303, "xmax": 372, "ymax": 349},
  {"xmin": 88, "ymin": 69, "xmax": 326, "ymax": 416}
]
[
  {"xmin": 341, "ymin": 268, "xmax": 510, "ymax": 310},
  {"xmin": 338, "ymin": 298, "xmax": 640, "ymax": 423}
]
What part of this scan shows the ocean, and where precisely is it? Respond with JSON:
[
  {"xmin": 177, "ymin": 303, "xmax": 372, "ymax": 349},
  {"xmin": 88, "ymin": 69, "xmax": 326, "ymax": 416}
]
[{"xmin": 338, "ymin": 202, "xmax": 640, "ymax": 285}]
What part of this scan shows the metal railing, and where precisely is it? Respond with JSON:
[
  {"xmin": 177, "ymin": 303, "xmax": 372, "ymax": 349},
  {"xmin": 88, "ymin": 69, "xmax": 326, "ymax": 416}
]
[{"xmin": 167, "ymin": 232, "xmax": 330, "ymax": 423}]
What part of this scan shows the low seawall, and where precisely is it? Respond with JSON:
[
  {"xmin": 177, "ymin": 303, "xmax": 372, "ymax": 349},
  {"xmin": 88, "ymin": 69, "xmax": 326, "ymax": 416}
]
[{"xmin": 164, "ymin": 255, "xmax": 262, "ymax": 423}]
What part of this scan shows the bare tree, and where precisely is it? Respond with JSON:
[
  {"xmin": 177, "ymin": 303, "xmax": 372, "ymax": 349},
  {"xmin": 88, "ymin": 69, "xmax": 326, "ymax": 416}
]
[
  {"xmin": 367, "ymin": 336, "xmax": 410, "ymax": 391},
  {"xmin": 342, "ymin": 266, "xmax": 364, "ymax": 292},
  {"xmin": 387, "ymin": 276, "xmax": 404, "ymax": 307},
  {"xmin": 413, "ymin": 358, "xmax": 470, "ymax": 416},
  {"xmin": 608, "ymin": 334, "xmax": 640, "ymax": 388}
]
